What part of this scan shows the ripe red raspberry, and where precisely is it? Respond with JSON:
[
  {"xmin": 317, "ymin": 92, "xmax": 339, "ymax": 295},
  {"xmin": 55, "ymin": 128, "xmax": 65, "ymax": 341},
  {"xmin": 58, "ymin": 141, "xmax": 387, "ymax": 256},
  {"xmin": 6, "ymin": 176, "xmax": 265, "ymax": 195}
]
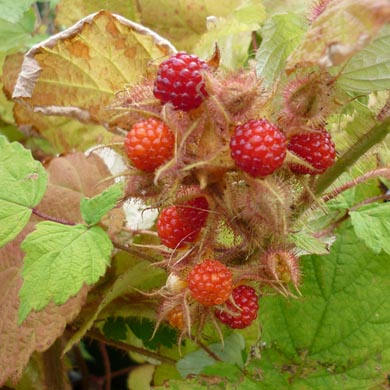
[
  {"xmin": 230, "ymin": 119, "xmax": 287, "ymax": 177},
  {"xmin": 124, "ymin": 118, "xmax": 174, "ymax": 172},
  {"xmin": 215, "ymin": 285, "xmax": 258, "ymax": 329},
  {"xmin": 157, "ymin": 196, "xmax": 209, "ymax": 249},
  {"xmin": 187, "ymin": 259, "xmax": 233, "ymax": 306},
  {"xmin": 153, "ymin": 52, "xmax": 209, "ymax": 111},
  {"xmin": 287, "ymin": 129, "xmax": 336, "ymax": 174}
]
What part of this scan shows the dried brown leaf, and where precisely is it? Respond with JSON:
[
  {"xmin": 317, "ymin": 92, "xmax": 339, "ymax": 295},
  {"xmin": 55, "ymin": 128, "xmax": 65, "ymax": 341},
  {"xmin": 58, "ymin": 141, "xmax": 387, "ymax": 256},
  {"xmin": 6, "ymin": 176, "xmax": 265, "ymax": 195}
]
[{"xmin": 0, "ymin": 223, "xmax": 87, "ymax": 386}]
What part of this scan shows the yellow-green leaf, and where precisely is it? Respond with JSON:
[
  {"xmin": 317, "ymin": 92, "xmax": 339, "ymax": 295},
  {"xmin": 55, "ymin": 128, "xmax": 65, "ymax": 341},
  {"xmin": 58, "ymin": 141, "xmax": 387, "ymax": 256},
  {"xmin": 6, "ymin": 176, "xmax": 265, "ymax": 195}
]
[
  {"xmin": 12, "ymin": 11, "xmax": 176, "ymax": 127},
  {"xmin": 80, "ymin": 182, "xmax": 124, "ymax": 225},
  {"xmin": 0, "ymin": 136, "xmax": 47, "ymax": 247},
  {"xmin": 194, "ymin": 2, "xmax": 266, "ymax": 69},
  {"xmin": 286, "ymin": 0, "xmax": 390, "ymax": 73},
  {"xmin": 18, "ymin": 222, "xmax": 113, "ymax": 323},
  {"xmin": 55, "ymin": 0, "xmax": 140, "ymax": 27},
  {"xmin": 138, "ymin": 0, "xmax": 262, "ymax": 53}
]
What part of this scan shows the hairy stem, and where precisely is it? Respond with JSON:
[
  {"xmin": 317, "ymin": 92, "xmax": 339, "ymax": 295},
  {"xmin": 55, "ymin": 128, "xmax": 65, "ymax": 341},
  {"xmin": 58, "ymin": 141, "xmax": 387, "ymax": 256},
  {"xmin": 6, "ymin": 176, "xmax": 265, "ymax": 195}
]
[
  {"xmin": 99, "ymin": 342, "xmax": 111, "ymax": 390},
  {"xmin": 87, "ymin": 329, "xmax": 176, "ymax": 365},
  {"xmin": 110, "ymin": 366, "xmax": 133, "ymax": 379},
  {"xmin": 73, "ymin": 345, "xmax": 90, "ymax": 390},
  {"xmin": 196, "ymin": 340, "xmax": 222, "ymax": 362},
  {"xmin": 112, "ymin": 240, "xmax": 161, "ymax": 263},
  {"xmin": 314, "ymin": 193, "xmax": 390, "ymax": 238},
  {"xmin": 315, "ymin": 119, "xmax": 390, "ymax": 196},
  {"xmin": 322, "ymin": 167, "xmax": 390, "ymax": 202},
  {"xmin": 32, "ymin": 208, "xmax": 76, "ymax": 226},
  {"xmin": 349, "ymin": 193, "xmax": 390, "ymax": 211},
  {"xmin": 251, "ymin": 31, "xmax": 259, "ymax": 52}
]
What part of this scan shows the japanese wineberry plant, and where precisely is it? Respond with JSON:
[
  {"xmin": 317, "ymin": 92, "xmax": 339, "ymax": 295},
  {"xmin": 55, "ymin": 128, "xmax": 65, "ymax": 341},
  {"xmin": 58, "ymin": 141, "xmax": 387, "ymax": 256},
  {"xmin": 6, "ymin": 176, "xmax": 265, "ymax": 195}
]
[{"xmin": 1, "ymin": 1, "xmax": 390, "ymax": 389}]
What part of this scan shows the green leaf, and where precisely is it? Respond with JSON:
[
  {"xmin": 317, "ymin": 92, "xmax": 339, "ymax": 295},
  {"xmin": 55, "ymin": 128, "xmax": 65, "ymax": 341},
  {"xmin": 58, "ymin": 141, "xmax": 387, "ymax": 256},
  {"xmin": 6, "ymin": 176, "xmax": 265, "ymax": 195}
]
[
  {"xmin": 18, "ymin": 222, "xmax": 112, "ymax": 323},
  {"xmin": 80, "ymin": 183, "xmax": 124, "ymax": 225},
  {"xmin": 350, "ymin": 203, "xmax": 390, "ymax": 254},
  {"xmin": 201, "ymin": 362, "xmax": 243, "ymax": 381},
  {"xmin": 103, "ymin": 316, "xmax": 178, "ymax": 350},
  {"xmin": 55, "ymin": 0, "xmax": 140, "ymax": 27},
  {"xmin": 289, "ymin": 231, "xmax": 332, "ymax": 255},
  {"xmin": 0, "ymin": 0, "xmax": 35, "ymax": 23},
  {"xmin": 257, "ymin": 222, "xmax": 390, "ymax": 389},
  {"xmin": 129, "ymin": 317, "xmax": 178, "ymax": 350},
  {"xmin": 138, "ymin": 0, "xmax": 260, "ymax": 54},
  {"xmin": 194, "ymin": 0, "xmax": 266, "ymax": 68},
  {"xmin": 102, "ymin": 317, "xmax": 128, "ymax": 340},
  {"xmin": 153, "ymin": 379, "xmax": 209, "ymax": 390},
  {"xmin": 338, "ymin": 26, "xmax": 390, "ymax": 93},
  {"xmin": 0, "ymin": 8, "xmax": 36, "ymax": 52},
  {"xmin": 63, "ymin": 254, "xmax": 165, "ymax": 354},
  {"xmin": 0, "ymin": 136, "xmax": 47, "ymax": 247},
  {"xmin": 177, "ymin": 333, "xmax": 245, "ymax": 378},
  {"xmin": 256, "ymin": 13, "xmax": 305, "ymax": 87},
  {"xmin": 194, "ymin": 17, "xmax": 256, "ymax": 69},
  {"xmin": 127, "ymin": 364, "xmax": 155, "ymax": 390}
]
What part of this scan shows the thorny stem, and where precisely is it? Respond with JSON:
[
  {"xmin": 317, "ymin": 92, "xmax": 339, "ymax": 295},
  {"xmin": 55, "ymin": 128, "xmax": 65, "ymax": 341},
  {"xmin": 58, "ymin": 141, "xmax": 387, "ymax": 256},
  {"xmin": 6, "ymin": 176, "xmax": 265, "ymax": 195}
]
[
  {"xmin": 122, "ymin": 227, "xmax": 159, "ymax": 236},
  {"xmin": 110, "ymin": 366, "xmax": 133, "ymax": 379},
  {"xmin": 295, "ymin": 176, "xmax": 317, "ymax": 208},
  {"xmin": 350, "ymin": 193, "xmax": 390, "ymax": 211},
  {"xmin": 314, "ymin": 193, "xmax": 390, "ymax": 238},
  {"xmin": 196, "ymin": 340, "xmax": 222, "ymax": 362},
  {"xmin": 99, "ymin": 342, "xmax": 111, "ymax": 390},
  {"xmin": 322, "ymin": 167, "xmax": 390, "ymax": 202},
  {"xmin": 112, "ymin": 240, "xmax": 161, "ymax": 263},
  {"xmin": 73, "ymin": 345, "xmax": 90, "ymax": 390},
  {"xmin": 87, "ymin": 329, "xmax": 176, "ymax": 365},
  {"xmin": 296, "ymin": 119, "xmax": 390, "ymax": 217},
  {"xmin": 251, "ymin": 31, "xmax": 259, "ymax": 52},
  {"xmin": 314, "ymin": 119, "xmax": 390, "ymax": 196},
  {"xmin": 32, "ymin": 208, "xmax": 76, "ymax": 226},
  {"xmin": 313, "ymin": 213, "xmax": 349, "ymax": 238}
]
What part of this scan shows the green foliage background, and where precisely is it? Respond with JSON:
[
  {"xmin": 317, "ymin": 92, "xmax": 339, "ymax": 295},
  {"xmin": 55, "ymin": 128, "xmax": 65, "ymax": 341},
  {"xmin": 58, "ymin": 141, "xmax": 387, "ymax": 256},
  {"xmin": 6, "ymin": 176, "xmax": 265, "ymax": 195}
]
[{"xmin": 1, "ymin": 0, "xmax": 390, "ymax": 389}]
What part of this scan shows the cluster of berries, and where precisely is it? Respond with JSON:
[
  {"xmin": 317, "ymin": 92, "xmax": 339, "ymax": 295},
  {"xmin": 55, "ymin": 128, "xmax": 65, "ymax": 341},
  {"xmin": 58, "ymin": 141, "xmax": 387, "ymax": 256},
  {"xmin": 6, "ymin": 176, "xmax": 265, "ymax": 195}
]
[{"xmin": 121, "ymin": 51, "xmax": 337, "ymax": 334}]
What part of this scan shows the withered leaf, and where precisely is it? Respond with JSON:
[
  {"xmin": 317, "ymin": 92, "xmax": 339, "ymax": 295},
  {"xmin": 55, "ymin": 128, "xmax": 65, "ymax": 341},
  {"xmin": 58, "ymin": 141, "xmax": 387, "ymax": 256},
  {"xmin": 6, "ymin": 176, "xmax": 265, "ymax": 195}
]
[{"xmin": 12, "ymin": 11, "xmax": 176, "ymax": 127}]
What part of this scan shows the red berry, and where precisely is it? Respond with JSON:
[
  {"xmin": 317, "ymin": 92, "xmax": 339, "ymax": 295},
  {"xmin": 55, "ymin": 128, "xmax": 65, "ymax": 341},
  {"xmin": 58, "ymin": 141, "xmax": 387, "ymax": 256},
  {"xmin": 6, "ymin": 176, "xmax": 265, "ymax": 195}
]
[
  {"xmin": 124, "ymin": 118, "xmax": 174, "ymax": 172},
  {"xmin": 230, "ymin": 119, "xmax": 287, "ymax": 177},
  {"xmin": 187, "ymin": 259, "xmax": 233, "ymax": 306},
  {"xmin": 215, "ymin": 285, "xmax": 258, "ymax": 329},
  {"xmin": 157, "ymin": 196, "xmax": 209, "ymax": 249},
  {"xmin": 153, "ymin": 52, "xmax": 209, "ymax": 111},
  {"xmin": 287, "ymin": 129, "xmax": 336, "ymax": 174},
  {"xmin": 178, "ymin": 196, "xmax": 209, "ymax": 226}
]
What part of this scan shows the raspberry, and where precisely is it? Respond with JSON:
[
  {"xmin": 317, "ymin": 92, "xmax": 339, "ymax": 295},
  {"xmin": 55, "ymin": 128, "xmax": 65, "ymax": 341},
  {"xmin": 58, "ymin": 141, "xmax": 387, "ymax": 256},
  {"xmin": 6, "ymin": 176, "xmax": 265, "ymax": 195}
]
[
  {"xmin": 187, "ymin": 259, "xmax": 233, "ymax": 306},
  {"xmin": 157, "ymin": 196, "xmax": 209, "ymax": 249},
  {"xmin": 153, "ymin": 52, "xmax": 209, "ymax": 111},
  {"xmin": 230, "ymin": 119, "xmax": 287, "ymax": 177},
  {"xmin": 124, "ymin": 118, "xmax": 174, "ymax": 172},
  {"xmin": 215, "ymin": 285, "xmax": 258, "ymax": 329},
  {"xmin": 167, "ymin": 306, "xmax": 184, "ymax": 330},
  {"xmin": 287, "ymin": 129, "xmax": 336, "ymax": 175}
]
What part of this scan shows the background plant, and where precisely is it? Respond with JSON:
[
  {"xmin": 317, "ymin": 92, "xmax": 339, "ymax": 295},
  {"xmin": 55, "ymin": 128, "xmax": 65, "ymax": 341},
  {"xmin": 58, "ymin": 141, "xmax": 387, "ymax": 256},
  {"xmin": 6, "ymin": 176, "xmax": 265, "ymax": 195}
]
[{"xmin": 1, "ymin": 1, "xmax": 390, "ymax": 389}]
